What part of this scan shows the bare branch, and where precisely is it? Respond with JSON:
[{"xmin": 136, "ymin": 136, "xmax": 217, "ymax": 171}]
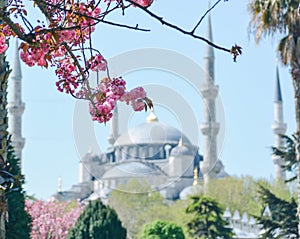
[
  {"xmin": 101, "ymin": 20, "xmax": 150, "ymax": 32},
  {"xmin": 191, "ymin": 0, "xmax": 222, "ymax": 34},
  {"xmin": 125, "ymin": 0, "xmax": 231, "ymax": 53}
]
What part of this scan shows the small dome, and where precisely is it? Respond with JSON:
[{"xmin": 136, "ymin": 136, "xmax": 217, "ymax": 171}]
[
  {"xmin": 179, "ymin": 185, "xmax": 202, "ymax": 200},
  {"xmin": 170, "ymin": 144, "xmax": 194, "ymax": 157},
  {"xmin": 102, "ymin": 161, "xmax": 162, "ymax": 179},
  {"xmin": 114, "ymin": 121, "xmax": 191, "ymax": 146},
  {"xmin": 233, "ymin": 210, "xmax": 241, "ymax": 220},
  {"xmin": 223, "ymin": 208, "xmax": 232, "ymax": 219},
  {"xmin": 241, "ymin": 212, "xmax": 248, "ymax": 223}
]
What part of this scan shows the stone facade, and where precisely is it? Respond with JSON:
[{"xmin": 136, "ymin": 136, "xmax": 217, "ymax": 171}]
[{"xmin": 53, "ymin": 111, "xmax": 204, "ymax": 201}]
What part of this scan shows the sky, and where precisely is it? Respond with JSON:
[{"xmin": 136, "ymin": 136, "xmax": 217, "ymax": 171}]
[{"xmin": 5, "ymin": 0, "xmax": 297, "ymax": 199}]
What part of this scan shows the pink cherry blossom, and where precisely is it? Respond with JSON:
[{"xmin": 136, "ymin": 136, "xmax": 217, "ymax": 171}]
[
  {"xmin": 132, "ymin": 0, "xmax": 153, "ymax": 7},
  {"xmin": 120, "ymin": 87, "xmax": 147, "ymax": 104},
  {"xmin": 131, "ymin": 99, "xmax": 145, "ymax": 111},
  {"xmin": 0, "ymin": 0, "xmax": 153, "ymax": 124},
  {"xmin": 105, "ymin": 0, "xmax": 153, "ymax": 7},
  {"xmin": 25, "ymin": 200, "xmax": 82, "ymax": 239},
  {"xmin": 88, "ymin": 54, "xmax": 107, "ymax": 72},
  {"xmin": 60, "ymin": 30, "xmax": 76, "ymax": 43},
  {"xmin": 0, "ymin": 34, "xmax": 8, "ymax": 54}
]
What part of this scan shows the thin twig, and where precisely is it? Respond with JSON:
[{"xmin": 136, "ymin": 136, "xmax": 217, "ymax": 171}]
[
  {"xmin": 125, "ymin": 0, "xmax": 231, "ymax": 53},
  {"xmin": 101, "ymin": 20, "xmax": 150, "ymax": 32},
  {"xmin": 191, "ymin": 0, "xmax": 222, "ymax": 34}
]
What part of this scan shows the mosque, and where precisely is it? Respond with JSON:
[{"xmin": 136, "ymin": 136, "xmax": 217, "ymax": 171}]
[
  {"xmin": 8, "ymin": 14, "xmax": 287, "ymax": 239},
  {"xmin": 50, "ymin": 14, "xmax": 231, "ymax": 202}
]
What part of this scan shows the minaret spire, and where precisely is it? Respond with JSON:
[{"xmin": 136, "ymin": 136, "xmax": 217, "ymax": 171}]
[
  {"xmin": 272, "ymin": 62, "xmax": 286, "ymax": 181},
  {"xmin": 205, "ymin": 13, "xmax": 215, "ymax": 77},
  {"xmin": 107, "ymin": 104, "xmax": 119, "ymax": 145},
  {"xmin": 275, "ymin": 65, "xmax": 283, "ymax": 102},
  {"xmin": 200, "ymin": 13, "xmax": 223, "ymax": 187},
  {"xmin": 8, "ymin": 40, "xmax": 25, "ymax": 164}
]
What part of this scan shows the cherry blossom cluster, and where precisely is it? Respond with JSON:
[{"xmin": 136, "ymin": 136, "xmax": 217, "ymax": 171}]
[
  {"xmin": 87, "ymin": 77, "xmax": 126, "ymax": 123},
  {"xmin": 0, "ymin": 0, "xmax": 154, "ymax": 123},
  {"xmin": 77, "ymin": 76, "xmax": 149, "ymax": 123},
  {"xmin": 131, "ymin": 0, "xmax": 154, "ymax": 7},
  {"xmin": 25, "ymin": 200, "xmax": 82, "ymax": 239},
  {"xmin": 0, "ymin": 33, "xmax": 7, "ymax": 54},
  {"xmin": 55, "ymin": 56, "xmax": 80, "ymax": 93},
  {"xmin": 120, "ymin": 86, "xmax": 147, "ymax": 111},
  {"xmin": 2, "ymin": 1, "xmax": 103, "ymax": 93},
  {"xmin": 105, "ymin": 0, "xmax": 153, "ymax": 7},
  {"xmin": 87, "ymin": 54, "xmax": 107, "ymax": 72}
]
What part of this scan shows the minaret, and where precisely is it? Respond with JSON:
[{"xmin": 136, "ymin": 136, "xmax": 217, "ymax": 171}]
[
  {"xmin": 271, "ymin": 63, "xmax": 286, "ymax": 181},
  {"xmin": 8, "ymin": 40, "xmax": 25, "ymax": 162},
  {"xmin": 107, "ymin": 104, "xmax": 119, "ymax": 145},
  {"xmin": 200, "ymin": 13, "xmax": 220, "ymax": 186},
  {"xmin": 57, "ymin": 177, "xmax": 62, "ymax": 193}
]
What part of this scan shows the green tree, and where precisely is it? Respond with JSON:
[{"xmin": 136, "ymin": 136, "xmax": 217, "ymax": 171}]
[
  {"xmin": 256, "ymin": 185, "xmax": 298, "ymax": 239},
  {"xmin": 248, "ymin": 0, "xmax": 300, "ymax": 234},
  {"xmin": 5, "ymin": 144, "xmax": 31, "ymax": 239},
  {"xmin": 272, "ymin": 134, "xmax": 297, "ymax": 182},
  {"xmin": 108, "ymin": 179, "xmax": 169, "ymax": 238},
  {"xmin": 141, "ymin": 220, "xmax": 185, "ymax": 239},
  {"xmin": 205, "ymin": 176, "xmax": 261, "ymax": 215},
  {"xmin": 185, "ymin": 196, "xmax": 233, "ymax": 239},
  {"xmin": 67, "ymin": 199, "xmax": 126, "ymax": 239}
]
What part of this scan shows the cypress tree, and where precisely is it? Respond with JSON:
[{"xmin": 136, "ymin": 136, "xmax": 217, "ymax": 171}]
[
  {"xmin": 5, "ymin": 144, "xmax": 31, "ymax": 239},
  {"xmin": 256, "ymin": 185, "xmax": 298, "ymax": 239},
  {"xmin": 67, "ymin": 199, "xmax": 126, "ymax": 239},
  {"xmin": 186, "ymin": 196, "xmax": 233, "ymax": 239}
]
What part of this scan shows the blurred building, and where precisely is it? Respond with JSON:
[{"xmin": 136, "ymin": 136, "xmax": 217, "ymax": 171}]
[{"xmin": 52, "ymin": 13, "xmax": 229, "ymax": 202}]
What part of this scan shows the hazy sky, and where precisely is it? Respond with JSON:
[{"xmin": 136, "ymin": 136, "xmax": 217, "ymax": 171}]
[{"xmin": 6, "ymin": 0, "xmax": 297, "ymax": 199}]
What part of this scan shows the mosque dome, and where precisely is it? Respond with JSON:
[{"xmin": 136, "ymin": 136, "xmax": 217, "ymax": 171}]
[
  {"xmin": 114, "ymin": 111, "xmax": 191, "ymax": 147},
  {"xmin": 102, "ymin": 161, "xmax": 163, "ymax": 179},
  {"xmin": 170, "ymin": 139, "xmax": 195, "ymax": 157}
]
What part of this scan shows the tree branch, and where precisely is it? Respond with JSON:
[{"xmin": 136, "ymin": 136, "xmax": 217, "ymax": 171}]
[
  {"xmin": 191, "ymin": 0, "xmax": 222, "ymax": 34},
  {"xmin": 101, "ymin": 20, "xmax": 150, "ymax": 32},
  {"xmin": 125, "ymin": 0, "xmax": 231, "ymax": 53},
  {"xmin": 0, "ymin": 10, "xmax": 34, "ymax": 43},
  {"xmin": 32, "ymin": 0, "xmax": 53, "ymax": 24}
]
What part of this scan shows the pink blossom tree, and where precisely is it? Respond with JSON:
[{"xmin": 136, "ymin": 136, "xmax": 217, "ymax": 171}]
[
  {"xmin": 25, "ymin": 200, "xmax": 82, "ymax": 239},
  {"xmin": 0, "ymin": 0, "xmax": 241, "ymax": 238},
  {"xmin": 0, "ymin": 0, "xmax": 241, "ymax": 125}
]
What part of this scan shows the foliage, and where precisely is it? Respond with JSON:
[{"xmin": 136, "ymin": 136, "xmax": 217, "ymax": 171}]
[
  {"xmin": 256, "ymin": 185, "xmax": 298, "ymax": 239},
  {"xmin": 185, "ymin": 195, "xmax": 233, "ymax": 239},
  {"xmin": 248, "ymin": 0, "xmax": 299, "ymax": 50},
  {"xmin": 141, "ymin": 220, "xmax": 185, "ymax": 239},
  {"xmin": 249, "ymin": 0, "xmax": 300, "ymax": 233},
  {"xmin": 25, "ymin": 200, "xmax": 82, "ymax": 239},
  {"xmin": 5, "ymin": 144, "xmax": 31, "ymax": 239},
  {"xmin": 203, "ymin": 176, "xmax": 294, "ymax": 216},
  {"xmin": 108, "ymin": 177, "xmax": 295, "ymax": 239},
  {"xmin": 67, "ymin": 199, "xmax": 126, "ymax": 239},
  {"xmin": 205, "ymin": 176, "xmax": 261, "ymax": 215},
  {"xmin": 108, "ymin": 179, "xmax": 169, "ymax": 238},
  {"xmin": 272, "ymin": 134, "xmax": 297, "ymax": 182}
]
